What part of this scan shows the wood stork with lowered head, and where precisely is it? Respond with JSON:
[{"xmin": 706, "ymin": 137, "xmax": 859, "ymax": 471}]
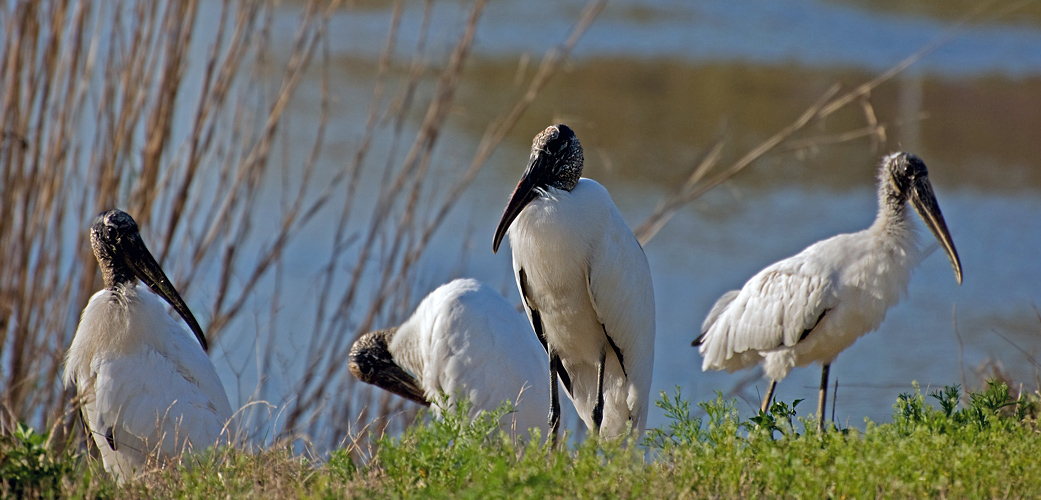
[
  {"xmin": 349, "ymin": 278, "xmax": 550, "ymax": 436},
  {"xmin": 492, "ymin": 124, "xmax": 655, "ymax": 442},
  {"xmin": 64, "ymin": 209, "xmax": 232, "ymax": 482},
  {"xmin": 694, "ymin": 152, "xmax": 962, "ymax": 431}
]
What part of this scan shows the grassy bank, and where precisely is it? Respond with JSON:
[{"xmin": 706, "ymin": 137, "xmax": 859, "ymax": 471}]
[{"xmin": 4, "ymin": 380, "xmax": 1039, "ymax": 499}]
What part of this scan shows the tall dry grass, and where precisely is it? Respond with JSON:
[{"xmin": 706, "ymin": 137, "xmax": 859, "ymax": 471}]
[
  {"xmin": 0, "ymin": 0, "xmax": 330, "ymax": 442},
  {"xmin": 0, "ymin": 0, "xmax": 606, "ymax": 455}
]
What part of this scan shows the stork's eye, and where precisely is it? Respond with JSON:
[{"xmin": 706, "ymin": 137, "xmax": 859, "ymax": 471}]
[
  {"xmin": 900, "ymin": 156, "xmax": 928, "ymax": 180},
  {"xmin": 906, "ymin": 162, "xmax": 919, "ymax": 178},
  {"xmin": 547, "ymin": 135, "xmax": 567, "ymax": 154}
]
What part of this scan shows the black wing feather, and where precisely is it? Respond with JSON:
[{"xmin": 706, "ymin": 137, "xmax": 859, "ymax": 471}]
[{"xmin": 519, "ymin": 268, "xmax": 573, "ymax": 396}]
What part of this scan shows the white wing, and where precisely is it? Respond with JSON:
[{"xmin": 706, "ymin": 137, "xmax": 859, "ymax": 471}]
[
  {"xmin": 402, "ymin": 279, "xmax": 550, "ymax": 434},
  {"xmin": 585, "ymin": 183, "xmax": 656, "ymax": 434},
  {"xmin": 90, "ymin": 343, "xmax": 231, "ymax": 455},
  {"xmin": 699, "ymin": 290, "xmax": 740, "ymax": 337},
  {"xmin": 698, "ymin": 250, "xmax": 837, "ymax": 373},
  {"xmin": 67, "ymin": 285, "xmax": 232, "ymax": 481}
]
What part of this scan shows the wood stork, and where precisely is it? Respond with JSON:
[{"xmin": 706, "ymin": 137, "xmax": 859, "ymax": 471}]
[
  {"xmin": 694, "ymin": 152, "xmax": 962, "ymax": 431},
  {"xmin": 348, "ymin": 278, "xmax": 550, "ymax": 436},
  {"xmin": 64, "ymin": 209, "xmax": 232, "ymax": 482},
  {"xmin": 492, "ymin": 124, "xmax": 655, "ymax": 442}
]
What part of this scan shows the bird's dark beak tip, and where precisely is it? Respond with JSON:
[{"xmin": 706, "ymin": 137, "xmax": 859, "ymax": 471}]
[
  {"xmin": 128, "ymin": 240, "xmax": 209, "ymax": 352},
  {"xmin": 911, "ymin": 176, "xmax": 962, "ymax": 292},
  {"xmin": 493, "ymin": 155, "xmax": 545, "ymax": 257}
]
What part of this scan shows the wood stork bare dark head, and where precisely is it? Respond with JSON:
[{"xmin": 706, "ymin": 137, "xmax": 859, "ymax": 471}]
[
  {"xmin": 90, "ymin": 209, "xmax": 208, "ymax": 351},
  {"xmin": 492, "ymin": 124, "xmax": 583, "ymax": 253},
  {"xmin": 881, "ymin": 152, "xmax": 963, "ymax": 285},
  {"xmin": 348, "ymin": 328, "xmax": 428, "ymax": 406}
]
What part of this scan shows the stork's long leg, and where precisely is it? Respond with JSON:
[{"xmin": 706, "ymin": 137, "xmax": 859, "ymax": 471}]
[
  {"xmin": 817, "ymin": 363, "xmax": 831, "ymax": 432},
  {"xmin": 761, "ymin": 380, "xmax": 777, "ymax": 413},
  {"xmin": 592, "ymin": 349, "xmax": 607, "ymax": 436},
  {"xmin": 548, "ymin": 348, "xmax": 561, "ymax": 447}
]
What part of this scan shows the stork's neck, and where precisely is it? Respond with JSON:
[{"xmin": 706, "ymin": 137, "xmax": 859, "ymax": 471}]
[
  {"xmin": 869, "ymin": 181, "xmax": 918, "ymax": 252},
  {"xmin": 98, "ymin": 258, "xmax": 135, "ymax": 291},
  {"xmin": 550, "ymin": 156, "xmax": 582, "ymax": 192},
  {"xmin": 387, "ymin": 321, "xmax": 424, "ymax": 377}
]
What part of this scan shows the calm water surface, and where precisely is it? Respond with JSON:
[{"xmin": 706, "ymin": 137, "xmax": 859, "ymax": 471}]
[{"xmin": 208, "ymin": 0, "xmax": 1041, "ymax": 433}]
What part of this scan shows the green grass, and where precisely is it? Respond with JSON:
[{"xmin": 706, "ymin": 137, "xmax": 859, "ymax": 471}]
[{"xmin": 5, "ymin": 381, "xmax": 1040, "ymax": 499}]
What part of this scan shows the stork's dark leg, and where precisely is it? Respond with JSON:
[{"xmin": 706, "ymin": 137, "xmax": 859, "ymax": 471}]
[
  {"xmin": 761, "ymin": 380, "xmax": 777, "ymax": 413},
  {"xmin": 548, "ymin": 348, "xmax": 561, "ymax": 447},
  {"xmin": 592, "ymin": 349, "xmax": 607, "ymax": 436},
  {"xmin": 817, "ymin": 363, "xmax": 831, "ymax": 432}
]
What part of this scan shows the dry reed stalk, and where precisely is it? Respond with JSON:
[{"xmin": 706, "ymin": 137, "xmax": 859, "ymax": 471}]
[
  {"xmin": 0, "ymin": 0, "xmax": 335, "ymax": 445},
  {"xmin": 632, "ymin": 0, "xmax": 1019, "ymax": 247}
]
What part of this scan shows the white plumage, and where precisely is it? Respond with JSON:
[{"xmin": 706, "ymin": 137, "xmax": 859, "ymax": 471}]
[
  {"xmin": 695, "ymin": 153, "xmax": 962, "ymax": 428},
  {"xmin": 698, "ymin": 228, "xmax": 916, "ymax": 381},
  {"xmin": 493, "ymin": 124, "xmax": 655, "ymax": 441},
  {"xmin": 64, "ymin": 210, "xmax": 232, "ymax": 482},
  {"xmin": 350, "ymin": 279, "xmax": 550, "ymax": 437}
]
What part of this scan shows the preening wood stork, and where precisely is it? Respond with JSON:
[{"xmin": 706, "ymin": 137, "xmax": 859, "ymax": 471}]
[
  {"xmin": 492, "ymin": 124, "xmax": 655, "ymax": 442},
  {"xmin": 348, "ymin": 278, "xmax": 550, "ymax": 436},
  {"xmin": 64, "ymin": 209, "xmax": 232, "ymax": 482},
  {"xmin": 694, "ymin": 152, "xmax": 962, "ymax": 431}
]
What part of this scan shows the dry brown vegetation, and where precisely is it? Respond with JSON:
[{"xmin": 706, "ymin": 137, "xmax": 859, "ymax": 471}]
[{"xmin": 0, "ymin": 0, "xmax": 611, "ymax": 455}]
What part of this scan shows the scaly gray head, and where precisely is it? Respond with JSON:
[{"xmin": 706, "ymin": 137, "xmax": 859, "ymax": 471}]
[
  {"xmin": 348, "ymin": 328, "xmax": 429, "ymax": 406},
  {"xmin": 492, "ymin": 124, "xmax": 584, "ymax": 253},
  {"xmin": 879, "ymin": 153, "xmax": 963, "ymax": 285},
  {"xmin": 90, "ymin": 209, "xmax": 209, "ymax": 352}
]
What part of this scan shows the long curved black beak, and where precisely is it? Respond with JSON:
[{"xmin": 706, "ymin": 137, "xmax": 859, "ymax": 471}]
[
  {"xmin": 349, "ymin": 329, "xmax": 429, "ymax": 405},
  {"xmin": 122, "ymin": 233, "xmax": 210, "ymax": 351},
  {"xmin": 910, "ymin": 176, "xmax": 963, "ymax": 285},
  {"xmin": 493, "ymin": 153, "xmax": 549, "ymax": 253}
]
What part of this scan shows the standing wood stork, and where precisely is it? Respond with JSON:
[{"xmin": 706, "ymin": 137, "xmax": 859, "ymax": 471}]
[
  {"xmin": 492, "ymin": 124, "xmax": 655, "ymax": 442},
  {"xmin": 694, "ymin": 152, "xmax": 962, "ymax": 431},
  {"xmin": 64, "ymin": 209, "xmax": 232, "ymax": 482},
  {"xmin": 348, "ymin": 278, "xmax": 550, "ymax": 436}
]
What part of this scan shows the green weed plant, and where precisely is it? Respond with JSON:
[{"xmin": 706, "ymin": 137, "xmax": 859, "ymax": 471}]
[{"xmin": 5, "ymin": 380, "xmax": 1040, "ymax": 498}]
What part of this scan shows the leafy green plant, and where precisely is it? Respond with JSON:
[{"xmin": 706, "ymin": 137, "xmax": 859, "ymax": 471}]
[
  {"xmin": 6, "ymin": 379, "xmax": 1041, "ymax": 498},
  {"xmin": 968, "ymin": 380, "xmax": 1014, "ymax": 422},
  {"xmin": 0, "ymin": 423, "xmax": 75, "ymax": 498},
  {"xmin": 930, "ymin": 383, "xmax": 961, "ymax": 418},
  {"xmin": 894, "ymin": 380, "xmax": 1025, "ymax": 435},
  {"xmin": 747, "ymin": 398, "xmax": 804, "ymax": 438},
  {"xmin": 645, "ymin": 387, "xmax": 705, "ymax": 448},
  {"xmin": 369, "ymin": 399, "xmax": 519, "ymax": 496},
  {"xmin": 894, "ymin": 383, "xmax": 928, "ymax": 432}
]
